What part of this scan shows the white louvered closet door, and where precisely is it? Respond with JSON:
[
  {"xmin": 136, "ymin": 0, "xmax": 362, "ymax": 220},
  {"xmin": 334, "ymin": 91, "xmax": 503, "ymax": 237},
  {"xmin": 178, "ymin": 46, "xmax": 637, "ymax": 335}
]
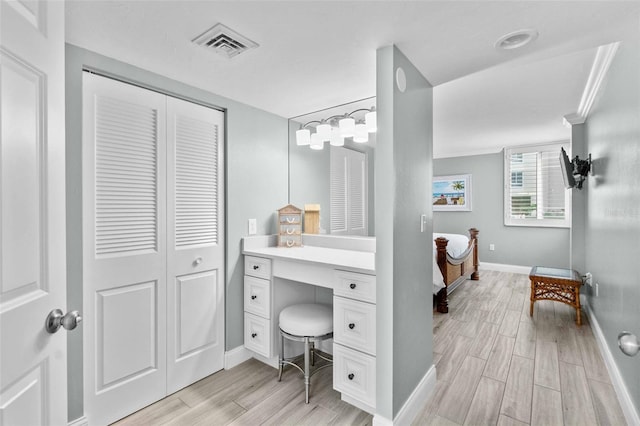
[
  {"xmin": 82, "ymin": 73, "xmax": 168, "ymax": 425},
  {"xmin": 166, "ymin": 97, "xmax": 224, "ymax": 394}
]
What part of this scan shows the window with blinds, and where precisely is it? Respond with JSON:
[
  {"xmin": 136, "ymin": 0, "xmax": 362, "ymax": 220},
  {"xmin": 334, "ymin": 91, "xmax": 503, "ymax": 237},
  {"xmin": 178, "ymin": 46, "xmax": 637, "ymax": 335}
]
[{"xmin": 504, "ymin": 143, "xmax": 570, "ymax": 227}]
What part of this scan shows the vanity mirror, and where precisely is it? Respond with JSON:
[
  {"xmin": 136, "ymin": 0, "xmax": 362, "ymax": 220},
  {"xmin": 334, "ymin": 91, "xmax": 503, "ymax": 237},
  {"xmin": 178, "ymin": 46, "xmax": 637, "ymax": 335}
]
[{"xmin": 288, "ymin": 98, "xmax": 376, "ymax": 236}]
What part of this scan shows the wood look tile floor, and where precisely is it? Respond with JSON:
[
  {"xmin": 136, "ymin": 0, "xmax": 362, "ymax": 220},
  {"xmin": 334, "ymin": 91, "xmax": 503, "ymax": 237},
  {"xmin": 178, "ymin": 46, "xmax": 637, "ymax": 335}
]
[
  {"xmin": 414, "ymin": 270, "xmax": 626, "ymax": 426},
  {"xmin": 113, "ymin": 271, "xmax": 624, "ymax": 426}
]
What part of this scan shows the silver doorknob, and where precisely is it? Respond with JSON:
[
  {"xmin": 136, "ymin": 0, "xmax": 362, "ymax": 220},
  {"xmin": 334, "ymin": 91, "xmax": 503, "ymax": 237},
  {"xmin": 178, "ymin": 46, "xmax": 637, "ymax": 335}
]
[
  {"xmin": 45, "ymin": 309, "xmax": 83, "ymax": 334},
  {"xmin": 618, "ymin": 331, "xmax": 640, "ymax": 357}
]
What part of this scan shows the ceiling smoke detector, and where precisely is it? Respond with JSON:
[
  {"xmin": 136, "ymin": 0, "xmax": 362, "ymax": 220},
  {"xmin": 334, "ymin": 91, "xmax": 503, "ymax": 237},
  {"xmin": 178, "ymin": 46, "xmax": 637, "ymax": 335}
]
[
  {"xmin": 193, "ymin": 23, "xmax": 258, "ymax": 58},
  {"xmin": 495, "ymin": 29, "xmax": 539, "ymax": 51}
]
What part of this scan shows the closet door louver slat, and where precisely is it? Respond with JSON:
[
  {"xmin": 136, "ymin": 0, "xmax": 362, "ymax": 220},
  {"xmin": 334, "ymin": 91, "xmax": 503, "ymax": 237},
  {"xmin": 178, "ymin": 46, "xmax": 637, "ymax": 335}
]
[
  {"xmin": 174, "ymin": 115, "xmax": 219, "ymax": 248},
  {"xmin": 95, "ymin": 95, "xmax": 159, "ymax": 256}
]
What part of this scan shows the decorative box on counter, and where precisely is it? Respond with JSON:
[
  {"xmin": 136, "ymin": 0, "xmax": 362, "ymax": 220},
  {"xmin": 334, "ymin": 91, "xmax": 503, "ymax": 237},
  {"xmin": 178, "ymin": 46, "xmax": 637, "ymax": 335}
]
[
  {"xmin": 304, "ymin": 204, "xmax": 320, "ymax": 234},
  {"xmin": 277, "ymin": 204, "xmax": 302, "ymax": 247}
]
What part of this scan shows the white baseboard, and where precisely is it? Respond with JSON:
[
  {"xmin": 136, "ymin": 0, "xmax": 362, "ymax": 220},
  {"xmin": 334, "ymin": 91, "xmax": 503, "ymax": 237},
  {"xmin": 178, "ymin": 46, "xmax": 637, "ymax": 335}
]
[
  {"xmin": 372, "ymin": 364, "xmax": 437, "ymax": 425},
  {"xmin": 68, "ymin": 416, "xmax": 88, "ymax": 426},
  {"xmin": 583, "ymin": 299, "xmax": 640, "ymax": 426},
  {"xmin": 480, "ymin": 262, "xmax": 531, "ymax": 275},
  {"xmin": 372, "ymin": 413, "xmax": 393, "ymax": 426},
  {"xmin": 224, "ymin": 345, "xmax": 253, "ymax": 369}
]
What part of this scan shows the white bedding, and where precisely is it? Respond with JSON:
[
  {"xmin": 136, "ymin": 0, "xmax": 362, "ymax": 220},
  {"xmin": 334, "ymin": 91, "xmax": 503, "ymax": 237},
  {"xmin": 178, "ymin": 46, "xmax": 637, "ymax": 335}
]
[{"xmin": 432, "ymin": 233, "xmax": 470, "ymax": 294}]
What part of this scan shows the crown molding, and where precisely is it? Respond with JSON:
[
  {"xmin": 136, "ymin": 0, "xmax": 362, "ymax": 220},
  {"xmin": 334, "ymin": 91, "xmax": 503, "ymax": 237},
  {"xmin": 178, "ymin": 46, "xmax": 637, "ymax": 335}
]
[{"xmin": 564, "ymin": 41, "xmax": 620, "ymax": 126}]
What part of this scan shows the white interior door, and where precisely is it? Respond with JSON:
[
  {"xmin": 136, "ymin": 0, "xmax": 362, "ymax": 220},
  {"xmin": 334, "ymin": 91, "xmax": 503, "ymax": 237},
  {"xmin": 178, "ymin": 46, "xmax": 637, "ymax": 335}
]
[
  {"xmin": 82, "ymin": 73, "xmax": 168, "ymax": 425},
  {"xmin": 0, "ymin": 1, "xmax": 67, "ymax": 425},
  {"xmin": 166, "ymin": 97, "xmax": 224, "ymax": 394}
]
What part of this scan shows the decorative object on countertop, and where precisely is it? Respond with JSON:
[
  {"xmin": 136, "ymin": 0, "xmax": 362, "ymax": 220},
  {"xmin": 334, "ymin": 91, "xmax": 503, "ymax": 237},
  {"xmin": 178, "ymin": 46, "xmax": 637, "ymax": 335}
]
[
  {"xmin": 277, "ymin": 204, "xmax": 302, "ymax": 247},
  {"xmin": 304, "ymin": 204, "xmax": 320, "ymax": 234}
]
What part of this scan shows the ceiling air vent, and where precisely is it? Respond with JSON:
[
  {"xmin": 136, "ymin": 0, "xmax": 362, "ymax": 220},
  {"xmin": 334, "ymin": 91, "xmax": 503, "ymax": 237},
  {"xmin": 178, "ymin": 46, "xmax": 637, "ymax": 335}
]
[{"xmin": 192, "ymin": 23, "xmax": 259, "ymax": 58}]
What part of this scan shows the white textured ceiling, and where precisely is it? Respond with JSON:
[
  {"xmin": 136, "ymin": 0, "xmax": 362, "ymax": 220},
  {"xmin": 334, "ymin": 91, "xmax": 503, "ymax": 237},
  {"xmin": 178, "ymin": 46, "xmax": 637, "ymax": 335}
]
[{"xmin": 65, "ymin": 1, "xmax": 640, "ymax": 158}]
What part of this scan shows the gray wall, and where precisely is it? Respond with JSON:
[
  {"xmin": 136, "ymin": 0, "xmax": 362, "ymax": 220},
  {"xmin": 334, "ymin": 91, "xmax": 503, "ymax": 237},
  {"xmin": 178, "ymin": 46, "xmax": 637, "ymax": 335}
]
[
  {"xmin": 65, "ymin": 44, "xmax": 288, "ymax": 422},
  {"xmin": 433, "ymin": 152, "xmax": 570, "ymax": 268},
  {"xmin": 376, "ymin": 45, "xmax": 433, "ymax": 419},
  {"xmin": 584, "ymin": 37, "xmax": 640, "ymax": 417},
  {"xmin": 570, "ymin": 123, "xmax": 587, "ymax": 273}
]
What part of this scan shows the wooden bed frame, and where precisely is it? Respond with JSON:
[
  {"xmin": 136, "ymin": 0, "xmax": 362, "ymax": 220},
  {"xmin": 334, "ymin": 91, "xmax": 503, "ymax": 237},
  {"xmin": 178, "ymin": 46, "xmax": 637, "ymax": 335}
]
[{"xmin": 434, "ymin": 228, "xmax": 479, "ymax": 313}]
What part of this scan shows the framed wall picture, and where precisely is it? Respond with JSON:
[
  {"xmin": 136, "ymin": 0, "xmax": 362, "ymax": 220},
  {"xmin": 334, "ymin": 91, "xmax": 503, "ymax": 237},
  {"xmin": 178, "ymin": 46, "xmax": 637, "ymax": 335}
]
[{"xmin": 432, "ymin": 174, "xmax": 472, "ymax": 211}]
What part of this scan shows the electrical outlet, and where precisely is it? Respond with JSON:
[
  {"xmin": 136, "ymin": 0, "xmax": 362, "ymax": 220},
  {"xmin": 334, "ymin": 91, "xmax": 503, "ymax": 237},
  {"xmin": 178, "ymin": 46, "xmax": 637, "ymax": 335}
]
[
  {"xmin": 584, "ymin": 272, "xmax": 593, "ymax": 286},
  {"xmin": 489, "ymin": 244, "xmax": 495, "ymax": 251},
  {"xmin": 248, "ymin": 218, "xmax": 257, "ymax": 235}
]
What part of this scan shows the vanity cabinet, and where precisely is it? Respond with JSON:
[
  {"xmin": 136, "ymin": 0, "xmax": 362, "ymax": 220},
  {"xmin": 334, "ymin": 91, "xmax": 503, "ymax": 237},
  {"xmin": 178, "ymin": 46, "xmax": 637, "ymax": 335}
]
[
  {"xmin": 243, "ymin": 256, "xmax": 272, "ymax": 357},
  {"xmin": 332, "ymin": 270, "xmax": 377, "ymax": 411},
  {"xmin": 242, "ymin": 236, "xmax": 377, "ymax": 414}
]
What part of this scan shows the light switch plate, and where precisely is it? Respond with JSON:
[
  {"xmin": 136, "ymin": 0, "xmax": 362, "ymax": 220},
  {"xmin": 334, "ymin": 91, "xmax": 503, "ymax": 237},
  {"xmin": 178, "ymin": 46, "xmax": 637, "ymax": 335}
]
[
  {"xmin": 248, "ymin": 218, "xmax": 257, "ymax": 235},
  {"xmin": 420, "ymin": 214, "xmax": 428, "ymax": 233}
]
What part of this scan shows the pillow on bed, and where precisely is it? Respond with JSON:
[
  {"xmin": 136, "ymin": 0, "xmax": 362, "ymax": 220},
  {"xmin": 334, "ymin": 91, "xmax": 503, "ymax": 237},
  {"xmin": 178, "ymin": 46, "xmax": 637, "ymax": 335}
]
[{"xmin": 433, "ymin": 233, "xmax": 469, "ymax": 258}]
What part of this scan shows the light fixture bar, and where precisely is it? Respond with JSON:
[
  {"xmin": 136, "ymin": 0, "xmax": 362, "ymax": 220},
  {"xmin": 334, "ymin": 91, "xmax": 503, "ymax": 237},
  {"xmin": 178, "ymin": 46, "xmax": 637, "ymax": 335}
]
[{"xmin": 295, "ymin": 105, "xmax": 376, "ymax": 151}]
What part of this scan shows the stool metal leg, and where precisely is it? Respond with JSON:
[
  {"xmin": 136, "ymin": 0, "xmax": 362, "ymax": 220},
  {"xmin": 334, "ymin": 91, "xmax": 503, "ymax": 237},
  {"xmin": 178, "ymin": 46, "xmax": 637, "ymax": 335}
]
[
  {"xmin": 278, "ymin": 331, "xmax": 284, "ymax": 381},
  {"xmin": 304, "ymin": 337, "xmax": 310, "ymax": 404},
  {"xmin": 310, "ymin": 341, "xmax": 315, "ymax": 366}
]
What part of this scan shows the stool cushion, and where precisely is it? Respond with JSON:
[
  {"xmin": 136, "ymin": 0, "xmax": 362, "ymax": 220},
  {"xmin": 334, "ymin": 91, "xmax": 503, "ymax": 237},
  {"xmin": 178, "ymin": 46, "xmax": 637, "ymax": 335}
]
[{"xmin": 279, "ymin": 304, "xmax": 333, "ymax": 337}]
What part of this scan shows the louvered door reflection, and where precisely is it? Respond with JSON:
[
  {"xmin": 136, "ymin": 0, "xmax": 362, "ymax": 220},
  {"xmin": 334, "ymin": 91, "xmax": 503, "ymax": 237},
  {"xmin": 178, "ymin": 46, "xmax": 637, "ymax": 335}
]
[
  {"xmin": 166, "ymin": 97, "xmax": 224, "ymax": 394},
  {"xmin": 83, "ymin": 72, "xmax": 168, "ymax": 425},
  {"xmin": 330, "ymin": 146, "xmax": 367, "ymax": 235}
]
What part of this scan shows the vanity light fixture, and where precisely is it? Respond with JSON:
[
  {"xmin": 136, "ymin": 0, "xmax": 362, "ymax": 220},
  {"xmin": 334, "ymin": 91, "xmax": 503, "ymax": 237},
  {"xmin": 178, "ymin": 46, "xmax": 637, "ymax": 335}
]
[
  {"xmin": 310, "ymin": 132, "xmax": 323, "ymax": 150},
  {"xmin": 330, "ymin": 127, "xmax": 345, "ymax": 146},
  {"xmin": 353, "ymin": 121, "xmax": 368, "ymax": 143},
  {"xmin": 295, "ymin": 106, "xmax": 377, "ymax": 149}
]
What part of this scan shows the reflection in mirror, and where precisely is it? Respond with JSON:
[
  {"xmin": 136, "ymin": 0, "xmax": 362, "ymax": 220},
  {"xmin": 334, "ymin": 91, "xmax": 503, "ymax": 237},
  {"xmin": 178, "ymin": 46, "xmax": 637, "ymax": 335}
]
[{"xmin": 289, "ymin": 98, "xmax": 376, "ymax": 236}]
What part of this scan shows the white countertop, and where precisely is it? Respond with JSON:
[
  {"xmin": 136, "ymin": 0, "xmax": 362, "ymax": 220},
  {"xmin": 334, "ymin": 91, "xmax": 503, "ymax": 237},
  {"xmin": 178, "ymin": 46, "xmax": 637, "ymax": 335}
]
[{"xmin": 242, "ymin": 245, "xmax": 375, "ymax": 274}]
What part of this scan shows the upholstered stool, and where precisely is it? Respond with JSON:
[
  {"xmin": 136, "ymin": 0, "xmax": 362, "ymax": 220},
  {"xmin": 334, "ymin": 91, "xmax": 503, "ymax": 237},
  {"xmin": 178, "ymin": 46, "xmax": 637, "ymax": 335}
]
[{"xmin": 278, "ymin": 303, "xmax": 333, "ymax": 403}]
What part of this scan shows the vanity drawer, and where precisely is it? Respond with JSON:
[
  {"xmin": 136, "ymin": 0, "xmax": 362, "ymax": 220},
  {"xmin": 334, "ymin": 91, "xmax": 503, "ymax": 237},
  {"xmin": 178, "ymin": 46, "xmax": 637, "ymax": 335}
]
[
  {"xmin": 334, "ymin": 270, "xmax": 376, "ymax": 303},
  {"xmin": 244, "ymin": 275, "xmax": 271, "ymax": 318},
  {"xmin": 244, "ymin": 256, "xmax": 271, "ymax": 280},
  {"xmin": 244, "ymin": 312, "xmax": 271, "ymax": 357},
  {"xmin": 333, "ymin": 343, "xmax": 376, "ymax": 409},
  {"xmin": 333, "ymin": 296, "xmax": 376, "ymax": 356}
]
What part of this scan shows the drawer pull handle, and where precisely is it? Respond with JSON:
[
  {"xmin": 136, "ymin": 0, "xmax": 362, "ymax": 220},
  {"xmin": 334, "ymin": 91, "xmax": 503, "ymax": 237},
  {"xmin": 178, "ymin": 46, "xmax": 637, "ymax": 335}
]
[
  {"xmin": 286, "ymin": 228, "xmax": 294, "ymax": 235},
  {"xmin": 251, "ymin": 333, "xmax": 257, "ymax": 338},
  {"xmin": 253, "ymin": 265, "xmax": 260, "ymax": 270},
  {"xmin": 348, "ymin": 323, "xmax": 355, "ymax": 330},
  {"xmin": 251, "ymin": 295, "xmax": 257, "ymax": 300},
  {"xmin": 350, "ymin": 283, "xmax": 356, "ymax": 289},
  {"xmin": 348, "ymin": 373, "xmax": 354, "ymax": 380}
]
